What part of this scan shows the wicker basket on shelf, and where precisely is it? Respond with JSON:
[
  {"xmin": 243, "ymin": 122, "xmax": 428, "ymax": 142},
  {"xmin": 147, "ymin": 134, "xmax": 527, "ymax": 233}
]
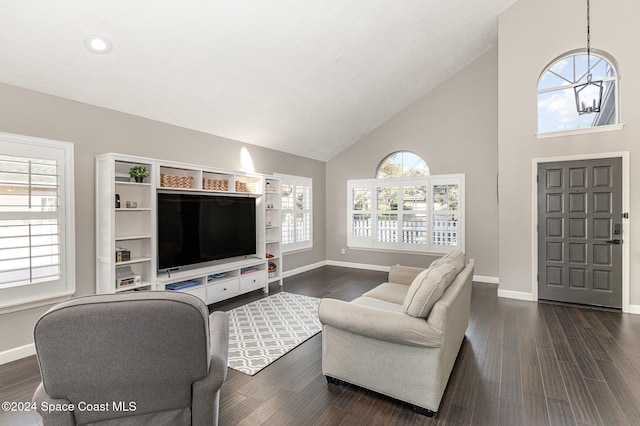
[
  {"xmin": 160, "ymin": 174, "xmax": 195, "ymax": 189},
  {"xmin": 235, "ymin": 181, "xmax": 257, "ymax": 193},
  {"xmin": 235, "ymin": 181, "xmax": 249, "ymax": 192},
  {"xmin": 203, "ymin": 178, "xmax": 229, "ymax": 191}
]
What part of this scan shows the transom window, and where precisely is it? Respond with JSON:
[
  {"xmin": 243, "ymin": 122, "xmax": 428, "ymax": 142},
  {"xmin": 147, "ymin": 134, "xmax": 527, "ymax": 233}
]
[
  {"xmin": 376, "ymin": 151, "xmax": 429, "ymax": 178},
  {"xmin": 537, "ymin": 52, "xmax": 618, "ymax": 134}
]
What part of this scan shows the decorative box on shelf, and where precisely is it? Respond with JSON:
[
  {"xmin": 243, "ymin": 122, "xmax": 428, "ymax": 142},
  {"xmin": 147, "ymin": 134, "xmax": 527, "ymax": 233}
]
[
  {"xmin": 115, "ymin": 248, "xmax": 130, "ymax": 262},
  {"xmin": 160, "ymin": 174, "xmax": 195, "ymax": 189},
  {"xmin": 115, "ymin": 266, "xmax": 139, "ymax": 289},
  {"xmin": 117, "ymin": 276, "xmax": 137, "ymax": 288}
]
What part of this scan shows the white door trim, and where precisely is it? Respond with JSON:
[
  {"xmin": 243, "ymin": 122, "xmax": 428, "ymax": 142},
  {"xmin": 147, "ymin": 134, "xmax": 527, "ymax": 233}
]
[{"xmin": 531, "ymin": 151, "xmax": 630, "ymax": 312}]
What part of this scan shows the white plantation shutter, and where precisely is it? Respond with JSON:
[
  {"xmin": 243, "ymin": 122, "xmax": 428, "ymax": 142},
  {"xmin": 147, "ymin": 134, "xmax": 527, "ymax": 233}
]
[
  {"xmin": 0, "ymin": 133, "xmax": 75, "ymax": 311},
  {"xmin": 348, "ymin": 175, "xmax": 464, "ymax": 254},
  {"xmin": 0, "ymin": 156, "xmax": 60, "ymax": 285},
  {"xmin": 278, "ymin": 175, "xmax": 312, "ymax": 252}
]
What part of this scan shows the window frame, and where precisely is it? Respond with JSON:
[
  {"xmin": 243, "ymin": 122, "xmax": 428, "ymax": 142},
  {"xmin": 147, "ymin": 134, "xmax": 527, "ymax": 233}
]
[
  {"xmin": 0, "ymin": 132, "xmax": 75, "ymax": 313},
  {"xmin": 276, "ymin": 173, "xmax": 313, "ymax": 253},
  {"xmin": 348, "ymin": 174, "xmax": 464, "ymax": 255}
]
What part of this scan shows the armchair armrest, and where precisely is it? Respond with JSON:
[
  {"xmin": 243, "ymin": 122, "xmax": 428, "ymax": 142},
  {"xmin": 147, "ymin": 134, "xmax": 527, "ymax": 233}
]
[
  {"xmin": 208, "ymin": 311, "xmax": 229, "ymax": 375},
  {"xmin": 32, "ymin": 382, "xmax": 75, "ymax": 425},
  {"xmin": 388, "ymin": 265, "xmax": 425, "ymax": 286},
  {"xmin": 192, "ymin": 311, "xmax": 229, "ymax": 426},
  {"xmin": 318, "ymin": 298, "xmax": 442, "ymax": 348}
]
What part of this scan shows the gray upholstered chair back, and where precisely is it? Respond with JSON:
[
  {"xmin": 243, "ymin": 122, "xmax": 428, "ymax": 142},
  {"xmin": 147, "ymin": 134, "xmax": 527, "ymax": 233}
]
[{"xmin": 33, "ymin": 291, "xmax": 222, "ymax": 425}]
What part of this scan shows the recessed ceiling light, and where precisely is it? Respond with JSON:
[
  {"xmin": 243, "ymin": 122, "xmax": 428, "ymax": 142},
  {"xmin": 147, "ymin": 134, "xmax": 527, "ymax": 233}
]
[{"xmin": 84, "ymin": 34, "xmax": 112, "ymax": 54}]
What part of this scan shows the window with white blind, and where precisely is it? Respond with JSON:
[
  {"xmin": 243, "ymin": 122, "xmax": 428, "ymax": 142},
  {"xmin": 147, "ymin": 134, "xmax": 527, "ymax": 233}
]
[
  {"xmin": 277, "ymin": 174, "xmax": 312, "ymax": 253},
  {"xmin": 348, "ymin": 175, "xmax": 464, "ymax": 254},
  {"xmin": 0, "ymin": 133, "xmax": 75, "ymax": 312}
]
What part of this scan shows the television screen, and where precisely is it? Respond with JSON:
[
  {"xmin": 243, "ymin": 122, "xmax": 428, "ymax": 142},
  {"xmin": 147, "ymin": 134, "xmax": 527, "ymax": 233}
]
[{"xmin": 157, "ymin": 192, "xmax": 257, "ymax": 271}]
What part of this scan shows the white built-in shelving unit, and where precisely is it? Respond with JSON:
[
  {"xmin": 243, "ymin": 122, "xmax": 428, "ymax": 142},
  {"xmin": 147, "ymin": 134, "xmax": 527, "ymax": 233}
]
[
  {"xmin": 95, "ymin": 153, "xmax": 281, "ymax": 305},
  {"xmin": 265, "ymin": 177, "xmax": 283, "ymax": 286}
]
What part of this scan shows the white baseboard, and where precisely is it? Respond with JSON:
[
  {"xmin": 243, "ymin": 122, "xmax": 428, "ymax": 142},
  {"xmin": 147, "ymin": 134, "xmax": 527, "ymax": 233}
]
[
  {"xmin": 291, "ymin": 261, "xmax": 499, "ymax": 280},
  {"xmin": 282, "ymin": 261, "xmax": 327, "ymax": 278},
  {"xmin": 0, "ymin": 343, "xmax": 35, "ymax": 365},
  {"xmin": 497, "ymin": 289, "xmax": 536, "ymax": 301},
  {"xmin": 627, "ymin": 304, "xmax": 640, "ymax": 314},
  {"xmin": 325, "ymin": 260, "xmax": 390, "ymax": 272},
  {"xmin": 473, "ymin": 275, "xmax": 499, "ymax": 284},
  {"xmin": 498, "ymin": 290, "xmax": 640, "ymax": 311}
]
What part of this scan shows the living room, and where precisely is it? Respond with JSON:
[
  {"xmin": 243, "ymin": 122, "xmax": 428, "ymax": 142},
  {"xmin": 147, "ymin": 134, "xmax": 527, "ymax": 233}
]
[{"xmin": 2, "ymin": 0, "xmax": 640, "ymax": 424}]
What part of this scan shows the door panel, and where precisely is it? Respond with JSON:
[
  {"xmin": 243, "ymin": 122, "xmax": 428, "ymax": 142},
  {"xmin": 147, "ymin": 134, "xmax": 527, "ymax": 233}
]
[{"xmin": 538, "ymin": 158, "xmax": 622, "ymax": 308}]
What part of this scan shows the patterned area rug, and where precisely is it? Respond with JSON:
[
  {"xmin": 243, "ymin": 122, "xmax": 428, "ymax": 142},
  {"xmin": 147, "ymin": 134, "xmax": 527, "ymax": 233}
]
[{"xmin": 227, "ymin": 292, "xmax": 322, "ymax": 375}]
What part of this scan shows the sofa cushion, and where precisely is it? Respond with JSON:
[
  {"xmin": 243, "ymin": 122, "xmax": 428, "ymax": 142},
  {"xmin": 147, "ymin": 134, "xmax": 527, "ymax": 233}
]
[
  {"xmin": 362, "ymin": 283, "xmax": 409, "ymax": 305},
  {"xmin": 352, "ymin": 296, "xmax": 404, "ymax": 313},
  {"xmin": 429, "ymin": 250, "xmax": 465, "ymax": 274},
  {"xmin": 402, "ymin": 263, "xmax": 458, "ymax": 318}
]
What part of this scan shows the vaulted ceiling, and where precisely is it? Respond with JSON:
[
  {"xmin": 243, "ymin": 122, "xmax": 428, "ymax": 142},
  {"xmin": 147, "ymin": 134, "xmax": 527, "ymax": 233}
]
[{"xmin": 0, "ymin": 0, "xmax": 517, "ymax": 161}]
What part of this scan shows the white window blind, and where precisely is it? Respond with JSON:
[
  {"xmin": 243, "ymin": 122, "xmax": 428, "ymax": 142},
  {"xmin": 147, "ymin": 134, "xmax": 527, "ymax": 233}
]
[
  {"xmin": 348, "ymin": 175, "xmax": 464, "ymax": 254},
  {"xmin": 278, "ymin": 174, "xmax": 312, "ymax": 253},
  {"xmin": 0, "ymin": 133, "xmax": 75, "ymax": 312}
]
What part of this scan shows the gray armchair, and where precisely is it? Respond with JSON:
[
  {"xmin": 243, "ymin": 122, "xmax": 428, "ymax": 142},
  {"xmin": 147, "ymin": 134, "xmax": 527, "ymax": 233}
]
[{"xmin": 32, "ymin": 291, "xmax": 229, "ymax": 425}]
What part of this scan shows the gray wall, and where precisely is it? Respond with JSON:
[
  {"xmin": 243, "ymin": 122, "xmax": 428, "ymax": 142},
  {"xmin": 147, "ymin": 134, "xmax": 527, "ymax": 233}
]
[
  {"xmin": 326, "ymin": 48, "xmax": 499, "ymax": 276},
  {"xmin": 498, "ymin": 0, "xmax": 640, "ymax": 306},
  {"xmin": 0, "ymin": 82, "xmax": 326, "ymax": 353}
]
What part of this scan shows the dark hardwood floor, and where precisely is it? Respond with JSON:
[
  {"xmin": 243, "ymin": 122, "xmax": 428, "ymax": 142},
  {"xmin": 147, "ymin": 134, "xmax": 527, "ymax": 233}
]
[{"xmin": 2, "ymin": 266, "xmax": 640, "ymax": 425}]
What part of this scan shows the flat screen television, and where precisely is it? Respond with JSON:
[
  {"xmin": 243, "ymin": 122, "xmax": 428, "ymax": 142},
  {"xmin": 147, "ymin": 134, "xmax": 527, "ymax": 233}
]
[{"xmin": 157, "ymin": 191, "xmax": 257, "ymax": 271}]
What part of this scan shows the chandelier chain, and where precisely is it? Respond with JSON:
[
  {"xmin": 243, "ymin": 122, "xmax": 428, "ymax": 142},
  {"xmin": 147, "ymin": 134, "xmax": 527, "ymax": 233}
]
[{"xmin": 587, "ymin": 0, "xmax": 591, "ymax": 70}]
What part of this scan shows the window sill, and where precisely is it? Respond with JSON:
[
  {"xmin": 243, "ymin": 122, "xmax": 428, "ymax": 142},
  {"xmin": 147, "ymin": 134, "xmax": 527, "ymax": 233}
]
[
  {"xmin": 0, "ymin": 292, "xmax": 74, "ymax": 315},
  {"xmin": 347, "ymin": 245, "xmax": 459, "ymax": 257},
  {"xmin": 537, "ymin": 123, "xmax": 625, "ymax": 139},
  {"xmin": 282, "ymin": 246, "xmax": 313, "ymax": 255}
]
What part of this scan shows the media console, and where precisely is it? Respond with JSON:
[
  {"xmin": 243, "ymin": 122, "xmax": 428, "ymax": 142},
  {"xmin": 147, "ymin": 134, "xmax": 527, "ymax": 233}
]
[
  {"xmin": 95, "ymin": 153, "xmax": 283, "ymax": 305},
  {"xmin": 156, "ymin": 257, "xmax": 268, "ymax": 305}
]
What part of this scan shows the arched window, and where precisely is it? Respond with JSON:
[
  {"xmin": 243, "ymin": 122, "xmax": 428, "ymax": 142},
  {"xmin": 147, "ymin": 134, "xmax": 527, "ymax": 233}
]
[
  {"xmin": 376, "ymin": 151, "xmax": 429, "ymax": 178},
  {"xmin": 537, "ymin": 51, "xmax": 618, "ymax": 135}
]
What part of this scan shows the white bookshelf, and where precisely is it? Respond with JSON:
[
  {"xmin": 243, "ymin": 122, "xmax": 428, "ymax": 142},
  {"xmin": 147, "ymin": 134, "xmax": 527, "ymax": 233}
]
[{"xmin": 96, "ymin": 154, "xmax": 155, "ymax": 295}]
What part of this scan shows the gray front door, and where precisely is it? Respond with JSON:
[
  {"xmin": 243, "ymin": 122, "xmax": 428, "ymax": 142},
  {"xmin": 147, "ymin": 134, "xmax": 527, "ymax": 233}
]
[{"xmin": 538, "ymin": 158, "xmax": 622, "ymax": 308}]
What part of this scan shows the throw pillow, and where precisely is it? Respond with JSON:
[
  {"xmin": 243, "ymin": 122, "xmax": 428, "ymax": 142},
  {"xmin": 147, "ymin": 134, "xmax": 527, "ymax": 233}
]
[
  {"xmin": 429, "ymin": 250, "xmax": 465, "ymax": 274},
  {"xmin": 403, "ymin": 262, "xmax": 458, "ymax": 318}
]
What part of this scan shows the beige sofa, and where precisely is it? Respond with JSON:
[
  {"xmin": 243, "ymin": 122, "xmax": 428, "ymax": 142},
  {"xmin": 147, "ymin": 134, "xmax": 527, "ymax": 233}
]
[{"xmin": 318, "ymin": 250, "xmax": 473, "ymax": 415}]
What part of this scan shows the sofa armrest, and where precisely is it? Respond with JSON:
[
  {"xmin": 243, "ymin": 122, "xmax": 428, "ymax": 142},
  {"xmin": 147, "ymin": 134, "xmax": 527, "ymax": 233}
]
[
  {"xmin": 388, "ymin": 265, "xmax": 425, "ymax": 286},
  {"xmin": 318, "ymin": 298, "xmax": 442, "ymax": 348}
]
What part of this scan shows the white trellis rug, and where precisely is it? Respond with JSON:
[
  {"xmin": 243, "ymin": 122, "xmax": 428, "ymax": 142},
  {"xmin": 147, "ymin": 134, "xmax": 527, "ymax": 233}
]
[{"xmin": 226, "ymin": 292, "xmax": 322, "ymax": 375}]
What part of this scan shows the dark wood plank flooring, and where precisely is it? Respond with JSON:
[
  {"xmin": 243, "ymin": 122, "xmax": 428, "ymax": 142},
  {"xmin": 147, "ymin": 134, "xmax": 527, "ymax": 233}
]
[{"xmin": 2, "ymin": 266, "xmax": 640, "ymax": 425}]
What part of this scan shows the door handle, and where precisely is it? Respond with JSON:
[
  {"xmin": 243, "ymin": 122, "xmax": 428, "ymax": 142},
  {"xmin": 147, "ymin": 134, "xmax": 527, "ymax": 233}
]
[{"xmin": 606, "ymin": 239, "xmax": 622, "ymax": 245}]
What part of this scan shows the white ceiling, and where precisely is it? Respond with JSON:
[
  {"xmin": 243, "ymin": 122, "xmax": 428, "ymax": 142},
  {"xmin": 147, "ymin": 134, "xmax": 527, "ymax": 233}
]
[{"xmin": 0, "ymin": 0, "xmax": 517, "ymax": 161}]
